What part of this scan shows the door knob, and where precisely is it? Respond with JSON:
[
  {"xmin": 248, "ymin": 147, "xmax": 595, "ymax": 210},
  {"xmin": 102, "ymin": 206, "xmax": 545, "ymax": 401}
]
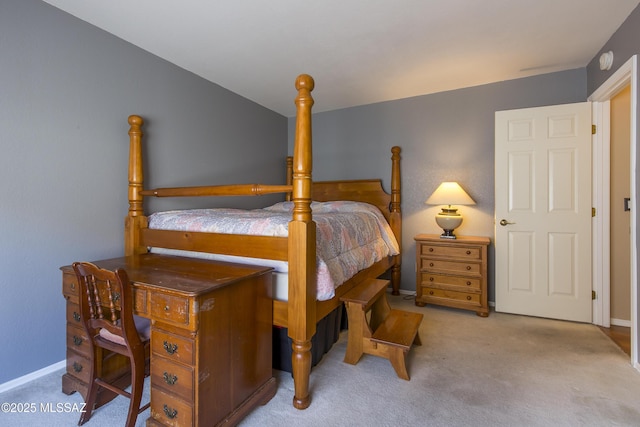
[{"xmin": 499, "ymin": 219, "xmax": 515, "ymax": 226}]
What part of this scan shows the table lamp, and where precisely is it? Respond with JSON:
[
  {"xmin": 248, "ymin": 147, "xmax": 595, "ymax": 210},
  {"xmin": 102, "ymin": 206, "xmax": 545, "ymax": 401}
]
[{"xmin": 425, "ymin": 182, "xmax": 475, "ymax": 239}]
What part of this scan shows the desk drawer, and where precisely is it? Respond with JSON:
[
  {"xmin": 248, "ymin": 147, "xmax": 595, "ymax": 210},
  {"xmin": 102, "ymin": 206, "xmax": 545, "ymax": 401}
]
[
  {"xmin": 150, "ymin": 387, "xmax": 193, "ymax": 427},
  {"xmin": 133, "ymin": 289, "xmax": 148, "ymax": 316},
  {"xmin": 151, "ymin": 357, "xmax": 194, "ymax": 402},
  {"xmin": 150, "ymin": 293, "xmax": 190, "ymax": 326},
  {"xmin": 66, "ymin": 324, "xmax": 90, "ymax": 358},
  {"xmin": 151, "ymin": 329, "xmax": 195, "ymax": 365},
  {"xmin": 66, "ymin": 302, "xmax": 82, "ymax": 325},
  {"xmin": 62, "ymin": 273, "xmax": 79, "ymax": 301},
  {"xmin": 66, "ymin": 350, "xmax": 91, "ymax": 384}
]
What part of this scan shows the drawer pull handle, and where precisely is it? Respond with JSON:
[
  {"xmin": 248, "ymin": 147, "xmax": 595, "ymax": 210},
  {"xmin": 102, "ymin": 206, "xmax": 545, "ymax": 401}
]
[
  {"xmin": 466, "ymin": 281, "xmax": 471, "ymax": 286},
  {"xmin": 429, "ymin": 262, "xmax": 434, "ymax": 267},
  {"xmin": 429, "ymin": 277, "xmax": 434, "ymax": 282},
  {"xmin": 73, "ymin": 362, "xmax": 82, "ymax": 373},
  {"xmin": 163, "ymin": 341, "xmax": 178, "ymax": 355},
  {"xmin": 164, "ymin": 305, "xmax": 170, "ymax": 311},
  {"xmin": 163, "ymin": 372, "xmax": 178, "ymax": 385},
  {"xmin": 73, "ymin": 312, "xmax": 81, "ymax": 322},
  {"xmin": 73, "ymin": 335, "xmax": 83, "ymax": 346},
  {"xmin": 428, "ymin": 248, "xmax": 434, "ymax": 252},
  {"xmin": 429, "ymin": 291, "xmax": 434, "ymax": 295},
  {"xmin": 70, "ymin": 283, "xmax": 75, "ymax": 290},
  {"xmin": 466, "ymin": 266, "xmax": 471, "ymax": 271},
  {"xmin": 466, "ymin": 296, "xmax": 472, "ymax": 301},
  {"xmin": 466, "ymin": 250, "xmax": 471, "ymax": 255},
  {"xmin": 163, "ymin": 404, "xmax": 178, "ymax": 419}
]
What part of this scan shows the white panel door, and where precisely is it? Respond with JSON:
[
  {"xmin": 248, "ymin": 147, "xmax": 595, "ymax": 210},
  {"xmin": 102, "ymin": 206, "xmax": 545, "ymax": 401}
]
[{"xmin": 495, "ymin": 103, "xmax": 592, "ymax": 322}]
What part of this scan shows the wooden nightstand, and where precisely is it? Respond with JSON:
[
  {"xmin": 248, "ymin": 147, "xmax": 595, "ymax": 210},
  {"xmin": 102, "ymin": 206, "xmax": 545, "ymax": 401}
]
[{"xmin": 414, "ymin": 234, "xmax": 490, "ymax": 317}]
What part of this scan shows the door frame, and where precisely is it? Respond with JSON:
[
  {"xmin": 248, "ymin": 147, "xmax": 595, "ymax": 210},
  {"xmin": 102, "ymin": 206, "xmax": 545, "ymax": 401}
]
[{"xmin": 589, "ymin": 54, "xmax": 638, "ymax": 369}]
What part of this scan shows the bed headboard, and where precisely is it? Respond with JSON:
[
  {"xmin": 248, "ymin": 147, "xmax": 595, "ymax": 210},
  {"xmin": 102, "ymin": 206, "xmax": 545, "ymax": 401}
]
[{"xmin": 286, "ymin": 146, "xmax": 402, "ymax": 249}]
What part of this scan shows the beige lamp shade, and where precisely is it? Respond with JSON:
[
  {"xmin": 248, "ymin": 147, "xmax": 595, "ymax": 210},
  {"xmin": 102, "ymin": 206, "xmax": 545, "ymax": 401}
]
[{"xmin": 425, "ymin": 182, "xmax": 475, "ymax": 239}]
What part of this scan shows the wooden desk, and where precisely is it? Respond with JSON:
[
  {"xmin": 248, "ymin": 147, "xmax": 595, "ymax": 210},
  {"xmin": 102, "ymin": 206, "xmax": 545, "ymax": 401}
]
[{"xmin": 61, "ymin": 253, "xmax": 276, "ymax": 426}]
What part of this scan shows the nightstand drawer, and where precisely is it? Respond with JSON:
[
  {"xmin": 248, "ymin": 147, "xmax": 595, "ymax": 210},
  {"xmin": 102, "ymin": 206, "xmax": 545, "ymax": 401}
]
[
  {"xmin": 420, "ymin": 273, "xmax": 481, "ymax": 291},
  {"xmin": 420, "ymin": 258, "xmax": 481, "ymax": 276},
  {"xmin": 423, "ymin": 287, "xmax": 481, "ymax": 306},
  {"xmin": 420, "ymin": 244, "xmax": 481, "ymax": 260}
]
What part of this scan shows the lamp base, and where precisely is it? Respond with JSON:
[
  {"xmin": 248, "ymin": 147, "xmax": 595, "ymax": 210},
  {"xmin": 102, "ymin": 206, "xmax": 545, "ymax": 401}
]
[
  {"xmin": 435, "ymin": 210, "xmax": 463, "ymax": 240},
  {"xmin": 439, "ymin": 230, "xmax": 457, "ymax": 239}
]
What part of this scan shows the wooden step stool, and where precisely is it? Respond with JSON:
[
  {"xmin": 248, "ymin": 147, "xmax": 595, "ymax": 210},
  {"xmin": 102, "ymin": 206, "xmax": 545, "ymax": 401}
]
[{"xmin": 340, "ymin": 279, "xmax": 423, "ymax": 380}]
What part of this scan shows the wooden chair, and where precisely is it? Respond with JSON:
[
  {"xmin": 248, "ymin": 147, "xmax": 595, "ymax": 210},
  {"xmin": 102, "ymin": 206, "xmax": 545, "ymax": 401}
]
[{"xmin": 72, "ymin": 262, "xmax": 151, "ymax": 427}]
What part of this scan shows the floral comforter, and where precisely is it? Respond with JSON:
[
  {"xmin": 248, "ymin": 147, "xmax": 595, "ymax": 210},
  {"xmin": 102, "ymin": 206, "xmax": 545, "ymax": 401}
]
[{"xmin": 148, "ymin": 201, "xmax": 400, "ymax": 301}]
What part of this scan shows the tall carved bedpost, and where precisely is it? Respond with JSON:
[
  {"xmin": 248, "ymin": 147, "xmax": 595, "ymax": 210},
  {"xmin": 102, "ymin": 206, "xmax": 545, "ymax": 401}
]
[
  {"xmin": 288, "ymin": 74, "xmax": 316, "ymax": 410},
  {"xmin": 124, "ymin": 115, "xmax": 148, "ymax": 256},
  {"xmin": 390, "ymin": 146, "xmax": 402, "ymax": 295}
]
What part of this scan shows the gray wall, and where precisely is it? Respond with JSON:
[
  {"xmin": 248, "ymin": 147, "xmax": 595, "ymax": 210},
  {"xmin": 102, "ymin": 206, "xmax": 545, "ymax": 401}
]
[
  {"xmin": 4, "ymin": 0, "xmax": 638, "ymax": 385},
  {"xmin": 585, "ymin": 4, "xmax": 640, "ymax": 365},
  {"xmin": 0, "ymin": 0, "xmax": 286, "ymax": 384},
  {"xmin": 295, "ymin": 70, "xmax": 587, "ymax": 299}
]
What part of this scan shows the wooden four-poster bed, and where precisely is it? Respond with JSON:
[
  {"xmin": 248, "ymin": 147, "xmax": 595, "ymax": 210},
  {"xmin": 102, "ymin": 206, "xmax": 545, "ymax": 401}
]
[{"xmin": 124, "ymin": 74, "xmax": 402, "ymax": 409}]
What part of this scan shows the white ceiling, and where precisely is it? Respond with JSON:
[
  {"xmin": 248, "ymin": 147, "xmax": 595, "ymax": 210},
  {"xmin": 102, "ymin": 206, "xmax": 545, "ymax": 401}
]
[{"xmin": 43, "ymin": 0, "xmax": 639, "ymax": 117}]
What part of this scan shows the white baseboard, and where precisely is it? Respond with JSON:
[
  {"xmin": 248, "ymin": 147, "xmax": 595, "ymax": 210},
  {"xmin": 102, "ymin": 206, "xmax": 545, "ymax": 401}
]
[
  {"xmin": 0, "ymin": 360, "xmax": 65, "ymax": 394},
  {"xmin": 611, "ymin": 318, "xmax": 632, "ymax": 328}
]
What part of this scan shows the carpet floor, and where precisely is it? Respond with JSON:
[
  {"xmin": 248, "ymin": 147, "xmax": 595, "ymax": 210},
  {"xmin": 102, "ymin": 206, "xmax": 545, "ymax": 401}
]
[{"xmin": 1, "ymin": 295, "xmax": 639, "ymax": 426}]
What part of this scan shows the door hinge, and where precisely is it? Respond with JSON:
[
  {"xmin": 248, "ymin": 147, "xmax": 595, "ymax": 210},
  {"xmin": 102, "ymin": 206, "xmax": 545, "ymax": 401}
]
[
  {"xmin": 592, "ymin": 124, "xmax": 597, "ymax": 134},
  {"xmin": 592, "ymin": 207, "xmax": 596, "ymax": 217},
  {"xmin": 592, "ymin": 290, "xmax": 597, "ymax": 300}
]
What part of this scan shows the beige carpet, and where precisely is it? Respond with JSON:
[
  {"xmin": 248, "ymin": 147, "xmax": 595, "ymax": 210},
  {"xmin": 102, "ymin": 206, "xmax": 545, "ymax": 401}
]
[{"xmin": 2, "ymin": 295, "xmax": 639, "ymax": 426}]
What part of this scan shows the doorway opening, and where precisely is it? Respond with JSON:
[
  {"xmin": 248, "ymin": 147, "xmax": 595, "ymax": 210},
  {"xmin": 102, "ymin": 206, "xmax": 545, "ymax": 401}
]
[{"xmin": 589, "ymin": 55, "xmax": 638, "ymax": 369}]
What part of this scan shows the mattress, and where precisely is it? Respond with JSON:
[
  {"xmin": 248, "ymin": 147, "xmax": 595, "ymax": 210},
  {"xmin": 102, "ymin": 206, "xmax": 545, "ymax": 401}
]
[{"xmin": 148, "ymin": 201, "xmax": 399, "ymax": 301}]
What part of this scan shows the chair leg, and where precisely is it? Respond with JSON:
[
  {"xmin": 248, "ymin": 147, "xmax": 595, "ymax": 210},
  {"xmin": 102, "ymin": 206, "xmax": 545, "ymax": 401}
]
[
  {"xmin": 124, "ymin": 353, "xmax": 146, "ymax": 427},
  {"xmin": 78, "ymin": 360, "xmax": 98, "ymax": 425}
]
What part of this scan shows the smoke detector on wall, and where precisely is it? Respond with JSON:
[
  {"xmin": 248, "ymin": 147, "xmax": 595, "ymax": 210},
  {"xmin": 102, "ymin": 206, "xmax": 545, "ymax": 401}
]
[{"xmin": 599, "ymin": 51, "xmax": 614, "ymax": 71}]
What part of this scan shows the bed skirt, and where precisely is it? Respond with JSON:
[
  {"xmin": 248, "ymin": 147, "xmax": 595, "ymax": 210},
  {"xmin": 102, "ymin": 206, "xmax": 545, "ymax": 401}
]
[{"xmin": 272, "ymin": 304, "xmax": 347, "ymax": 372}]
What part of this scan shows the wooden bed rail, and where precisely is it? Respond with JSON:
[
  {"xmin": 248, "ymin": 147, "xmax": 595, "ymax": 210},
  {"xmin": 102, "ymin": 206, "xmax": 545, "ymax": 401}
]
[{"xmin": 140, "ymin": 183, "xmax": 293, "ymax": 198}]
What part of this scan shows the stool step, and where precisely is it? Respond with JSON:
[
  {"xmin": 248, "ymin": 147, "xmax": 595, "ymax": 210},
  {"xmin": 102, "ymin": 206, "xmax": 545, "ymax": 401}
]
[
  {"xmin": 340, "ymin": 279, "xmax": 389, "ymax": 311},
  {"xmin": 371, "ymin": 309, "xmax": 423, "ymax": 350}
]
